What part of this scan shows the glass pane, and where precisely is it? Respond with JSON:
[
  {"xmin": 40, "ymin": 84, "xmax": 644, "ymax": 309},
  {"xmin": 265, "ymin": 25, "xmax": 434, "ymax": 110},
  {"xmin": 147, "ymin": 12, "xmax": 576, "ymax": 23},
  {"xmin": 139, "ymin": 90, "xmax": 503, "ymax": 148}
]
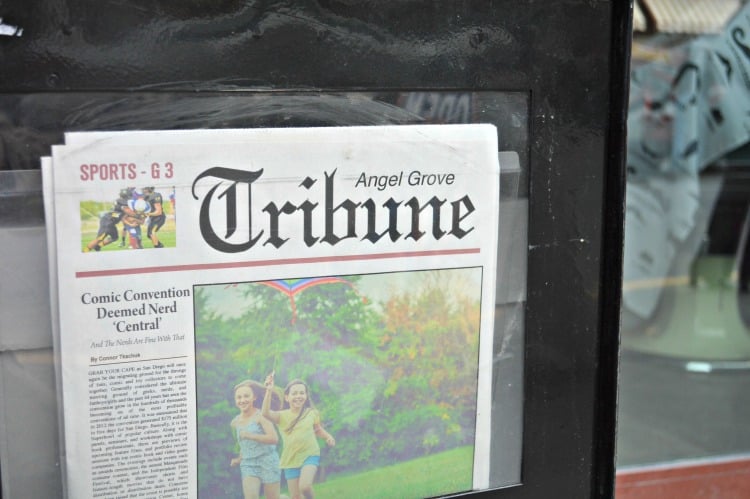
[{"xmin": 0, "ymin": 90, "xmax": 529, "ymax": 496}]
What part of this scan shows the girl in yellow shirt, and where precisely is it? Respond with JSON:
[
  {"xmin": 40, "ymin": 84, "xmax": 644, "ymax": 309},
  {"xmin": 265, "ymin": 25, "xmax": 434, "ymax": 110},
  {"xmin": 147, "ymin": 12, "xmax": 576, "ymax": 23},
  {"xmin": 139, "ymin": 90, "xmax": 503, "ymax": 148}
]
[{"xmin": 262, "ymin": 373, "xmax": 335, "ymax": 499}]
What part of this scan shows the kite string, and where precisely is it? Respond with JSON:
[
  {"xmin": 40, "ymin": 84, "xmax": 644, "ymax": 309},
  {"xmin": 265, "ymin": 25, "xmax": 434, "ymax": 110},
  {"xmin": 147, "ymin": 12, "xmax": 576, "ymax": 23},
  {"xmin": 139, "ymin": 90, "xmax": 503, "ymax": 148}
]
[{"xmin": 290, "ymin": 294, "xmax": 298, "ymax": 324}]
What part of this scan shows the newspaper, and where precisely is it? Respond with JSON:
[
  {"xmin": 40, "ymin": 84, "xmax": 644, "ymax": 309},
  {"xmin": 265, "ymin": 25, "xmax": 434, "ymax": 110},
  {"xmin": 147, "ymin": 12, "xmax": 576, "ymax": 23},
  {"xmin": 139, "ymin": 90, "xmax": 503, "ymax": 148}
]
[{"xmin": 44, "ymin": 124, "xmax": 501, "ymax": 499}]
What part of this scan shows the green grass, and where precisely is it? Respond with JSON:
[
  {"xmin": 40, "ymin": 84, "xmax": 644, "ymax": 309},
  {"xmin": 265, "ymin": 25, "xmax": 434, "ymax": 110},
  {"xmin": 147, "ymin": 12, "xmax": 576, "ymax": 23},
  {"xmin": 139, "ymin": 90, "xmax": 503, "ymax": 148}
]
[
  {"xmin": 80, "ymin": 201, "xmax": 177, "ymax": 252},
  {"xmin": 314, "ymin": 446, "xmax": 474, "ymax": 499}
]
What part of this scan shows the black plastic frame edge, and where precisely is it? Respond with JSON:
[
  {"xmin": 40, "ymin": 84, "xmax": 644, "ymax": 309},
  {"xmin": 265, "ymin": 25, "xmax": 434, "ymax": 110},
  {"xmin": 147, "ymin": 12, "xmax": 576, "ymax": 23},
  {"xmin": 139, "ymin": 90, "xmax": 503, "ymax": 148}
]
[{"xmin": 592, "ymin": 1, "xmax": 632, "ymax": 497}]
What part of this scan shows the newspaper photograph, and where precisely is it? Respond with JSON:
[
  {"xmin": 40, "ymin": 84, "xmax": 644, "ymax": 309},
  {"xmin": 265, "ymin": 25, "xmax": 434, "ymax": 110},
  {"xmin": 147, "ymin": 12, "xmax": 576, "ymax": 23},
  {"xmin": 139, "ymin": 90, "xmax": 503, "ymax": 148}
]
[{"xmin": 45, "ymin": 125, "xmax": 501, "ymax": 498}]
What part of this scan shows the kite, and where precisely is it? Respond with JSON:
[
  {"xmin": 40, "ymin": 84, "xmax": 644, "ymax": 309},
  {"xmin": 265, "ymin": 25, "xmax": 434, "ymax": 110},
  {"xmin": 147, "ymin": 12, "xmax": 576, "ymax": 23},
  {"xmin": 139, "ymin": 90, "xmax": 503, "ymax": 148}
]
[
  {"xmin": 226, "ymin": 277, "xmax": 366, "ymax": 323},
  {"xmin": 259, "ymin": 277, "xmax": 365, "ymax": 323}
]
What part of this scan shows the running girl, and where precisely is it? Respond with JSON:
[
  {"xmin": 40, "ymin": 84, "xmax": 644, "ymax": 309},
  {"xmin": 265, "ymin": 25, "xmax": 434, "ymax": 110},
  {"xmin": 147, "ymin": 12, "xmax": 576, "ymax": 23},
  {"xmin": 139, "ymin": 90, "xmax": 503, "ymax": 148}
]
[
  {"xmin": 230, "ymin": 380, "xmax": 281, "ymax": 499},
  {"xmin": 262, "ymin": 373, "xmax": 335, "ymax": 499}
]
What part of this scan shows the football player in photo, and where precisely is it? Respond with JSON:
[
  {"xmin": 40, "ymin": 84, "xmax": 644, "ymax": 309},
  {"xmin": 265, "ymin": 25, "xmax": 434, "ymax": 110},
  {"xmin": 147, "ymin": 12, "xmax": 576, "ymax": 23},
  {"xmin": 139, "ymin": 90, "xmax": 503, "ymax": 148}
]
[
  {"xmin": 117, "ymin": 187, "xmax": 136, "ymax": 247},
  {"xmin": 83, "ymin": 208, "xmax": 123, "ymax": 252},
  {"xmin": 122, "ymin": 197, "xmax": 150, "ymax": 249},
  {"xmin": 143, "ymin": 186, "xmax": 166, "ymax": 248}
]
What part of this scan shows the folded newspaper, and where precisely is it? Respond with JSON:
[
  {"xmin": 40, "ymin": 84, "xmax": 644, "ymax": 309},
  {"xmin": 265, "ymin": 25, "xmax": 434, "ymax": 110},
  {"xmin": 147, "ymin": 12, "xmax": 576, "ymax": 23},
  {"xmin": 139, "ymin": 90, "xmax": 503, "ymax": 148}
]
[{"xmin": 43, "ymin": 125, "xmax": 501, "ymax": 499}]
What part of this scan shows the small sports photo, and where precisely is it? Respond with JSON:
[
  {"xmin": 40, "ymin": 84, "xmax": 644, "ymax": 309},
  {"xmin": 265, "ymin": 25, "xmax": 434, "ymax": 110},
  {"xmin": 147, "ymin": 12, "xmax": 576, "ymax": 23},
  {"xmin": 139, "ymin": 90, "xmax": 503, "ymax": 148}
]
[{"xmin": 79, "ymin": 186, "xmax": 176, "ymax": 252}]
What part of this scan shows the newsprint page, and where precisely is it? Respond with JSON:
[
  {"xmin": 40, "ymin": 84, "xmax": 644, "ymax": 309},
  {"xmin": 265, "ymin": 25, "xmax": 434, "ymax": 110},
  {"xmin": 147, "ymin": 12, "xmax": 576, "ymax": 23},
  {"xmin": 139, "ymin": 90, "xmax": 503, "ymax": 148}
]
[{"xmin": 43, "ymin": 125, "xmax": 501, "ymax": 499}]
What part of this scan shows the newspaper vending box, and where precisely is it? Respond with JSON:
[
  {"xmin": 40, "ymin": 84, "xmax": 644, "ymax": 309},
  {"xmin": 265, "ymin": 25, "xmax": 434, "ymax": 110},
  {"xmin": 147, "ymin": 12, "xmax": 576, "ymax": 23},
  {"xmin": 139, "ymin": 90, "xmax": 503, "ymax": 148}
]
[{"xmin": 0, "ymin": 2, "xmax": 630, "ymax": 498}]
